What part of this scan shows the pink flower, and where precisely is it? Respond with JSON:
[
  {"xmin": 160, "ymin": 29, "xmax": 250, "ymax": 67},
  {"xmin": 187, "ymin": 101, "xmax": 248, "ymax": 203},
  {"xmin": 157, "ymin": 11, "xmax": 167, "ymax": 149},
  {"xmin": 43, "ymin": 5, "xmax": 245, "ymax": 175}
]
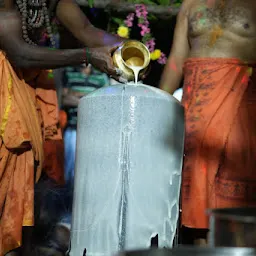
[
  {"xmin": 145, "ymin": 38, "xmax": 156, "ymax": 52},
  {"xmin": 141, "ymin": 26, "xmax": 150, "ymax": 36},
  {"xmin": 125, "ymin": 20, "xmax": 133, "ymax": 27},
  {"xmin": 145, "ymin": 43, "xmax": 154, "ymax": 52},
  {"xmin": 135, "ymin": 4, "xmax": 148, "ymax": 18},
  {"xmin": 157, "ymin": 53, "xmax": 167, "ymax": 64},
  {"xmin": 127, "ymin": 13, "xmax": 135, "ymax": 20},
  {"xmin": 148, "ymin": 39, "xmax": 155, "ymax": 47},
  {"xmin": 135, "ymin": 10, "xmax": 142, "ymax": 17},
  {"xmin": 124, "ymin": 13, "xmax": 135, "ymax": 27},
  {"xmin": 144, "ymin": 20, "xmax": 149, "ymax": 26},
  {"xmin": 141, "ymin": 10, "xmax": 148, "ymax": 18}
]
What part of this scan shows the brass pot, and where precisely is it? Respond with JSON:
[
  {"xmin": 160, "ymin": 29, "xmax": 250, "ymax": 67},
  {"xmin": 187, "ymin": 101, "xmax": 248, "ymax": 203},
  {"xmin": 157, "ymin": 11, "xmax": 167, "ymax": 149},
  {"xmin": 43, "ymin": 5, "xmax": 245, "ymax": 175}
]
[{"xmin": 113, "ymin": 40, "xmax": 150, "ymax": 81}]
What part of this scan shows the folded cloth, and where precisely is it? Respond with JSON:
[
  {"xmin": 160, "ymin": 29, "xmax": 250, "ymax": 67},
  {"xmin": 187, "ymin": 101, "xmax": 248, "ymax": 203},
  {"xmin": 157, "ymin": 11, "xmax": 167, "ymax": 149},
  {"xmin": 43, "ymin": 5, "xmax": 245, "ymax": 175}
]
[
  {"xmin": 181, "ymin": 58, "xmax": 256, "ymax": 229},
  {"xmin": 0, "ymin": 51, "xmax": 61, "ymax": 255}
]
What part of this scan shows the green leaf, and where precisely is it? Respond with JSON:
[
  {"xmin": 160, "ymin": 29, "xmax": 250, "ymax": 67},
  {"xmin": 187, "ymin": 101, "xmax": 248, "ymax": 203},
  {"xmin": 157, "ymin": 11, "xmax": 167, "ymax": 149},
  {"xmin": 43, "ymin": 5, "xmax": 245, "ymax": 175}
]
[
  {"xmin": 142, "ymin": 33, "xmax": 152, "ymax": 42},
  {"xmin": 112, "ymin": 17, "xmax": 124, "ymax": 25},
  {"xmin": 131, "ymin": 0, "xmax": 156, "ymax": 4},
  {"xmin": 157, "ymin": 0, "xmax": 170, "ymax": 5},
  {"xmin": 139, "ymin": 0, "xmax": 156, "ymax": 5},
  {"xmin": 147, "ymin": 14, "xmax": 157, "ymax": 20},
  {"xmin": 174, "ymin": 2, "xmax": 182, "ymax": 7},
  {"xmin": 88, "ymin": 0, "xmax": 94, "ymax": 7},
  {"xmin": 138, "ymin": 17, "xmax": 144, "ymax": 23}
]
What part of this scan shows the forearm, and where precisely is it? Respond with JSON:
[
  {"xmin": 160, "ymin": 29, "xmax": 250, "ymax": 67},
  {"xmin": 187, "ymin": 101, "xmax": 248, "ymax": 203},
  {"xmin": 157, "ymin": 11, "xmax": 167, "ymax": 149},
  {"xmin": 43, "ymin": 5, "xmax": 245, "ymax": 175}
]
[
  {"xmin": 56, "ymin": 0, "xmax": 123, "ymax": 48},
  {"xmin": 13, "ymin": 44, "xmax": 86, "ymax": 69},
  {"xmin": 159, "ymin": 58, "xmax": 184, "ymax": 94},
  {"xmin": 78, "ymin": 25, "xmax": 123, "ymax": 48},
  {"xmin": 160, "ymin": 70, "xmax": 183, "ymax": 95}
]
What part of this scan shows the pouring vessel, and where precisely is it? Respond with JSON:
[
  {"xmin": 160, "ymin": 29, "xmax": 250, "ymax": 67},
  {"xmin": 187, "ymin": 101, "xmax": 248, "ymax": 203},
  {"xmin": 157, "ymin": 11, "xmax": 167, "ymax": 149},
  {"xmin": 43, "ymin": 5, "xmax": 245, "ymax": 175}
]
[{"xmin": 113, "ymin": 40, "xmax": 150, "ymax": 81}]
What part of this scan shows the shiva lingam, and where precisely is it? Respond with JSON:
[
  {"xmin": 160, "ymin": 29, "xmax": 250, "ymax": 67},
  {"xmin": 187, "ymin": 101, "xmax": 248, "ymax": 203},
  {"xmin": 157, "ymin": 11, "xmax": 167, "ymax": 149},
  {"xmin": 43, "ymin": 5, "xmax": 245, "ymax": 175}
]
[
  {"xmin": 113, "ymin": 40, "xmax": 150, "ymax": 83},
  {"xmin": 68, "ymin": 40, "xmax": 184, "ymax": 256}
]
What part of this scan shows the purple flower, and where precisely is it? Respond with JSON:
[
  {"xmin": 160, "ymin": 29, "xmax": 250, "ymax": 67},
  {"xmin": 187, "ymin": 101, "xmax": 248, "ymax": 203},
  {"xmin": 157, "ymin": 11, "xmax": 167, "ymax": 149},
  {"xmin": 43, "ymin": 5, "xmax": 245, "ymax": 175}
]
[{"xmin": 157, "ymin": 53, "xmax": 167, "ymax": 64}]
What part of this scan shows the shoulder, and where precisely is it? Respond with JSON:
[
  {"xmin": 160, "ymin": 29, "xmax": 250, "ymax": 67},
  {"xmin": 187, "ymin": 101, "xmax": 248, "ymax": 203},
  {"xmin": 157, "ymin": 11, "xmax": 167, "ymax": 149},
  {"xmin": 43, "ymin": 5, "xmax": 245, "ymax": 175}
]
[
  {"xmin": 0, "ymin": 11, "xmax": 23, "ymax": 51},
  {"xmin": 179, "ymin": 0, "xmax": 198, "ymax": 17},
  {"xmin": 0, "ymin": 11, "xmax": 21, "ymax": 33}
]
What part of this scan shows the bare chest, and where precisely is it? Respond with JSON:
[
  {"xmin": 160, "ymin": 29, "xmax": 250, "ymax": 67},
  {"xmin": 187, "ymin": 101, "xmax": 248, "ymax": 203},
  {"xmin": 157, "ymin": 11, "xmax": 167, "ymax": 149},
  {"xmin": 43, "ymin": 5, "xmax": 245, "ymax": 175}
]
[{"xmin": 188, "ymin": 0, "xmax": 256, "ymax": 37}]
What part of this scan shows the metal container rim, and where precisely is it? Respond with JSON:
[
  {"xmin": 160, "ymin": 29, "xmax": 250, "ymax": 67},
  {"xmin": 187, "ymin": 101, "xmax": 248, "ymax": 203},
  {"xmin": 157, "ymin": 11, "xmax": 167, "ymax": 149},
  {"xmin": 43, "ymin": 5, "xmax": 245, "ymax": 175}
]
[
  {"xmin": 117, "ymin": 247, "xmax": 256, "ymax": 255},
  {"xmin": 207, "ymin": 207, "xmax": 256, "ymax": 223}
]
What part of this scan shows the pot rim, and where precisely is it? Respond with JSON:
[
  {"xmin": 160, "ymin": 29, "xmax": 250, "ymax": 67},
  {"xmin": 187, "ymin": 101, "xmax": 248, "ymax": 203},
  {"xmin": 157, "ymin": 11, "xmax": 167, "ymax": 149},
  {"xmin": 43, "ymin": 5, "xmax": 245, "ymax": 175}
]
[
  {"xmin": 118, "ymin": 247, "xmax": 256, "ymax": 255},
  {"xmin": 207, "ymin": 207, "xmax": 256, "ymax": 222}
]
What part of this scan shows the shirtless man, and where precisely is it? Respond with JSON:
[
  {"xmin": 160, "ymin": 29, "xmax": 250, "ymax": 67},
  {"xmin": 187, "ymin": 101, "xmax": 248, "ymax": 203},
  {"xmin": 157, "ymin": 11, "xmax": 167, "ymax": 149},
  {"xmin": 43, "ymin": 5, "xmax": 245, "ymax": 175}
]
[{"xmin": 160, "ymin": 0, "xmax": 256, "ymax": 245}]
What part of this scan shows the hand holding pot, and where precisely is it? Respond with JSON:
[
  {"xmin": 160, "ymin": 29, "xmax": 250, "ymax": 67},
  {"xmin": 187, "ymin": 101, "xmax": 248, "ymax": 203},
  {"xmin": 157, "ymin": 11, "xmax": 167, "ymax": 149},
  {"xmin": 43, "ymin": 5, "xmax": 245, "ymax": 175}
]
[{"xmin": 88, "ymin": 45, "xmax": 127, "ymax": 83}]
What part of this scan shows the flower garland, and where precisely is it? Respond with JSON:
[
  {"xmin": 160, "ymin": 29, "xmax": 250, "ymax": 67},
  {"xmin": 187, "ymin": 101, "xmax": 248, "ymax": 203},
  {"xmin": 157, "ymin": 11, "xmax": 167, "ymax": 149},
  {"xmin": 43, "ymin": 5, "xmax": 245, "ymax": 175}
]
[{"xmin": 117, "ymin": 4, "xmax": 167, "ymax": 65}]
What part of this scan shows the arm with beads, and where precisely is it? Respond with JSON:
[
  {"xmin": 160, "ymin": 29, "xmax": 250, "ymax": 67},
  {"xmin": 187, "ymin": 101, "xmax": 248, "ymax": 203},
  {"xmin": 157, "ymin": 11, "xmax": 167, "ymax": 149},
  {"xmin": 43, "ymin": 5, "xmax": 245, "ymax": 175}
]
[{"xmin": 0, "ymin": 11, "xmax": 119, "ymax": 77}]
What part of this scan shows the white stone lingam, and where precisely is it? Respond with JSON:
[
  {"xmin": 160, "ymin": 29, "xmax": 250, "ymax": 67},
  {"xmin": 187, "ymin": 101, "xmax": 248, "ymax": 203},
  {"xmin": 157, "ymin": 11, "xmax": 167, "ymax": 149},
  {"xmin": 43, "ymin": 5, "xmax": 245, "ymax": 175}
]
[{"xmin": 69, "ymin": 83, "xmax": 185, "ymax": 256}]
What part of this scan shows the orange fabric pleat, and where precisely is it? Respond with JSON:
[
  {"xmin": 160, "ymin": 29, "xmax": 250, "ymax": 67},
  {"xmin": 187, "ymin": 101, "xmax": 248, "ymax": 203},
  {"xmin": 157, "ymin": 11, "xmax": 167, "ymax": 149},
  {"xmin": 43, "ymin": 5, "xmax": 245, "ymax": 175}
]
[
  {"xmin": 0, "ymin": 51, "xmax": 61, "ymax": 255},
  {"xmin": 181, "ymin": 58, "xmax": 256, "ymax": 229},
  {"xmin": 26, "ymin": 69, "xmax": 64, "ymax": 185},
  {"xmin": 43, "ymin": 139, "xmax": 65, "ymax": 185}
]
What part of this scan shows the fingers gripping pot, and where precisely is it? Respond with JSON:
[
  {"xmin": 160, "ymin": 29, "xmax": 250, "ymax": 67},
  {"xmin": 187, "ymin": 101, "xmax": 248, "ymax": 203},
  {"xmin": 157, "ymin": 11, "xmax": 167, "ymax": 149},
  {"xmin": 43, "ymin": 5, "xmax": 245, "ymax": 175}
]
[
  {"xmin": 113, "ymin": 40, "xmax": 151, "ymax": 81},
  {"xmin": 69, "ymin": 83, "xmax": 185, "ymax": 256}
]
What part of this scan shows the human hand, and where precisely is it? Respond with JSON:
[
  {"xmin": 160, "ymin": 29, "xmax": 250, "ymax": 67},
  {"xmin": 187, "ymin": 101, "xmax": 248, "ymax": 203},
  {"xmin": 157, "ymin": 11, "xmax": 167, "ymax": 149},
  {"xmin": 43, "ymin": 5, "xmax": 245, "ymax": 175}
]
[{"xmin": 88, "ymin": 45, "xmax": 127, "ymax": 83}]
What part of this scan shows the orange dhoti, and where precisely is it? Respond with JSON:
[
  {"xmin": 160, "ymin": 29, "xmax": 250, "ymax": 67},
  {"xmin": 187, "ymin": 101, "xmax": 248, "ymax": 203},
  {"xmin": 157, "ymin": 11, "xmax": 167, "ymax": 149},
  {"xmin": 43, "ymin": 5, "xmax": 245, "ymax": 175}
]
[
  {"xmin": 33, "ymin": 70, "xmax": 65, "ymax": 185},
  {"xmin": 181, "ymin": 58, "xmax": 256, "ymax": 229},
  {"xmin": 0, "ymin": 51, "xmax": 61, "ymax": 255}
]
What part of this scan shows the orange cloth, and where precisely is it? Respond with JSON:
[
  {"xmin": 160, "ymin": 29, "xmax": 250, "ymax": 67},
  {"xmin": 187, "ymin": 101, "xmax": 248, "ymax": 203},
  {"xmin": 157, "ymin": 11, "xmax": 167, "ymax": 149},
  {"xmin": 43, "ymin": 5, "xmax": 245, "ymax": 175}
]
[
  {"xmin": 0, "ymin": 51, "xmax": 61, "ymax": 255},
  {"xmin": 33, "ymin": 69, "xmax": 64, "ymax": 185},
  {"xmin": 43, "ymin": 139, "xmax": 65, "ymax": 185},
  {"xmin": 181, "ymin": 58, "xmax": 256, "ymax": 229}
]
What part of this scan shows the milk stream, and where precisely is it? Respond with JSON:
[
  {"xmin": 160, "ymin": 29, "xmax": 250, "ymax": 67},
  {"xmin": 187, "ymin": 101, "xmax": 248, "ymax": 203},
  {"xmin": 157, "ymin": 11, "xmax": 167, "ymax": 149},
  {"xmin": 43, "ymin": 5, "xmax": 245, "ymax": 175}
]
[{"xmin": 129, "ymin": 66, "xmax": 143, "ymax": 84}]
